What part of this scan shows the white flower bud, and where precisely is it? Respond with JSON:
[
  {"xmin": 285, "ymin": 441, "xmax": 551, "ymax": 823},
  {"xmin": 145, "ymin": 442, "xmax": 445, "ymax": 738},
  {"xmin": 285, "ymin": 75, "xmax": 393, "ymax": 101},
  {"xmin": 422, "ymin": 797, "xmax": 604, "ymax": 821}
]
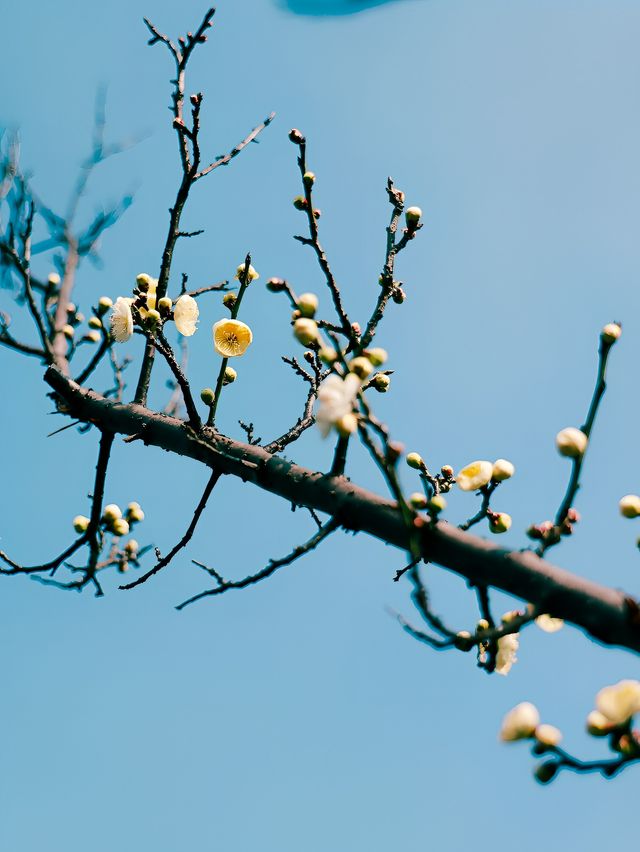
[
  {"xmin": 619, "ymin": 494, "xmax": 640, "ymax": 519},
  {"xmin": 112, "ymin": 518, "xmax": 130, "ymax": 537},
  {"xmin": 555, "ymin": 427, "xmax": 588, "ymax": 458},
  {"xmin": 102, "ymin": 504, "xmax": 122, "ymax": 523},
  {"xmin": 492, "ymin": 459, "xmax": 515, "ymax": 482},
  {"xmin": 500, "ymin": 702, "xmax": 540, "ymax": 741},
  {"xmin": 535, "ymin": 724, "xmax": 562, "ymax": 747},
  {"xmin": 297, "ymin": 293, "xmax": 319, "ymax": 318}
]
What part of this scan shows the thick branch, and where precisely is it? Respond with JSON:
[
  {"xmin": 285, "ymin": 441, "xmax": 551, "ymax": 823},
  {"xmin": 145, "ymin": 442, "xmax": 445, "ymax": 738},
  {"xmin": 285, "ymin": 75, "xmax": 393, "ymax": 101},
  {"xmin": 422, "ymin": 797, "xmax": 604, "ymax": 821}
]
[{"xmin": 44, "ymin": 365, "xmax": 640, "ymax": 655}]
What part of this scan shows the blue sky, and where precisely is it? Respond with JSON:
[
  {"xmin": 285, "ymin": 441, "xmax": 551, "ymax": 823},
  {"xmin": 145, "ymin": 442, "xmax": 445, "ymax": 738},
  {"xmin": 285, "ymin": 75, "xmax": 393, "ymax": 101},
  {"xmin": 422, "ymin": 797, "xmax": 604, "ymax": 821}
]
[{"xmin": 2, "ymin": 1, "xmax": 640, "ymax": 849}]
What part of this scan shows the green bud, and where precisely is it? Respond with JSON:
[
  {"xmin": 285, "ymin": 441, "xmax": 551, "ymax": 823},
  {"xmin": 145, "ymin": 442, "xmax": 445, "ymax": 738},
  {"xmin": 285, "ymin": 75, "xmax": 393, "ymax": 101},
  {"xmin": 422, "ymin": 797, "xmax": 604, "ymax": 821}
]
[
  {"xmin": 293, "ymin": 195, "xmax": 307, "ymax": 211},
  {"xmin": 112, "ymin": 518, "xmax": 130, "ymax": 537},
  {"xmin": 372, "ymin": 373, "xmax": 390, "ymax": 392},
  {"xmin": 223, "ymin": 366, "xmax": 237, "ymax": 385},
  {"xmin": 427, "ymin": 495, "xmax": 447, "ymax": 514},
  {"xmin": 73, "ymin": 515, "xmax": 90, "ymax": 533},
  {"xmin": 406, "ymin": 452, "xmax": 424, "ymax": 470},
  {"xmin": 200, "ymin": 388, "xmax": 215, "ymax": 406},
  {"xmin": 367, "ymin": 348, "xmax": 388, "ymax": 367},
  {"xmin": 409, "ymin": 492, "xmax": 428, "ymax": 509},
  {"xmin": 158, "ymin": 296, "xmax": 173, "ymax": 314},
  {"xmin": 88, "ymin": 316, "xmax": 102, "ymax": 329},
  {"xmin": 348, "ymin": 357, "xmax": 373, "ymax": 379},
  {"xmin": 223, "ymin": 292, "xmax": 237, "ymax": 310},
  {"xmin": 303, "ymin": 171, "xmax": 315, "ymax": 186},
  {"xmin": 318, "ymin": 347, "xmax": 338, "ymax": 365},
  {"xmin": 297, "ymin": 292, "xmax": 319, "ymax": 318}
]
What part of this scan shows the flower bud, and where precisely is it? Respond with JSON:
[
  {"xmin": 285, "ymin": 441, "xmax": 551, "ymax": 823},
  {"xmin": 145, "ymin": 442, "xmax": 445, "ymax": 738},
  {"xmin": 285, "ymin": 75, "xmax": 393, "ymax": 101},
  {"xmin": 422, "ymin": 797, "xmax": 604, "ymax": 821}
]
[
  {"xmin": 366, "ymin": 348, "xmax": 388, "ymax": 367},
  {"xmin": 427, "ymin": 495, "xmax": 447, "ymax": 514},
  {"xmin": 112, "ymin": 518, "xmax": 130, "ymax": 537},
  {"xmin": 293, "ymin": 318, "xmax": 319, "ymax": 345},
  {"xmin": 348, "ymin": 357, "xmax": 374, "ymax": 379},
  {"xmin": 335, "ymin": 413, "xmax": 358, "ymax": 437},
  {"xmin": 126, "ymin": 502, "xmax": 145, "ymax": 524},
  {"xmin": 619, "ymin": 494, "xmax": 640, "ymax": 519},
  {"xmin": 406, "ymin": 452, "xmax": 424, "ymax": 470},
  {"xmin": 86, "ymin": 330, "xmax": 101, "ymax": 344},
  {"xmin": 492, "ymin": 459, "xmax": 515, "ymax": 482},
  {"xmin": 158, "ymin": 296, "xmax": 173, "ymax": 314},
  {"xmin": 500, "ymin": 702, "xmax": 540, "ymax": 741},
  {"xmin": 293, "ymin": 196, "xmax": 307, "ymax": 211},
  {"xmin": 200, "ymin": 388, "xmax": 215, "ymax": 406},
  {"xmin": 477, "ymin": 618, "xmax": 490, "ymax": 631},
  {"xmin": 441, "ymin": 465, "xmax": 454, "ymax": 478},
  {"xmin": 48, "ymin": 272, "xmax": 61, "ymax": 287},
  {"xmin": 73, "ymin": 515, "xmax": 90, "ymax": 533},
  {"xmin": 266, "ymin": 277, "xmax": 287, "ymax": 293},
  {"xmin": 405, "ymin": 206, "xmax": 422, "ymax": 226},
  {"xmin": 125, "ymin": 539, "xmax": 139, "ymax": 556},
  {"xmin": 372, "ymin": 373, "xmax": 390, "ymax": 392},
  {"xmin": 297, "ymin": 292, "xmax": 319, "ymax": 318},
  {"xmin": 586, "ymin": 710, "xmax": 612, "ymax": 737},
  {"xmin": 409, "ymin": 492, "xmax": 428, "ymax": 509},
  {"xmin": 136, "ymin": 273, "xmax": 157, "ymax": 292},
  {"xmin": 66, "ymin": 303, "xmax": 76, "ymax": 315},
  {"xmin": 288, "ymin": 128, "xmax": 305, "ymax": 145},
  {"xmin": 303, "ymin": 171, "xmax": 315, "ymax": 186},
  {"xmin": 223, "ymin": 366, "xmax": 237, "ymax": 385},
  {"xmin": 535, "ymin": 724, "xmax": 562, "ymax": 748},
  {"xmin": 235, "ymin": 263, "xmax": 259, "ymax": 283},
  {"xmin": 74, "ymin": 312, "xmax": 85, "ymax": 325},
  {"xmin": 88, "ymin": 316, "xmax": 102, "ymax": 329},
  {"xmin": 62, "ymin": 324, "xmax": 75, "ymax": 339},
  {"xmin": 391, "ymin": 287, "xmax": 406, "ymax": 304},
  {"xmin": 533, "ymin": 762, "xmax": 558, "ymax": 785},
  {"xmin": 489, "ymin": 512, "xmax": 512, "ymax": 534},
  {"xmin": 97, "ymin": 296, "xmax": 113, "ymax": 314},
  {"xmin": 102, "ymin": 504, "xmax": 122, "ymax": 523},
  {"xmin": 555, "ymin": 427, "xmax": 588, "ymax": 458},
  {"xmin": 145, "ymin": 308, "xmax": 162, "ymax": 327},
  {"xmin": 601, "ymin": 322, "xmax": 622, "ymax": 344},
  {"xmin": 118, "ymin": 561, "xmax": 129, "ymax": 573},
  {"xmin": 318, "ymin": 347, "xmax": 338, "ymax": 365},
  {"xmin": 223, "ymin": 292, "xmax": 237, "ymax": 310}
]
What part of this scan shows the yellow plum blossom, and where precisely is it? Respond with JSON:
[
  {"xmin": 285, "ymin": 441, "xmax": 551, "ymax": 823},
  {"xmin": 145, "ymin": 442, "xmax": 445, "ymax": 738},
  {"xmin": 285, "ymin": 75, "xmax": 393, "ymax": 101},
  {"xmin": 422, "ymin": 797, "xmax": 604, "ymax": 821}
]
[
  {"xmin": 456, "ymin": 460, "xmax": 493, "ymax": 492},
  {"xmin": 213, "ymin": 319, "xmax": 253, "ymax": 357}
]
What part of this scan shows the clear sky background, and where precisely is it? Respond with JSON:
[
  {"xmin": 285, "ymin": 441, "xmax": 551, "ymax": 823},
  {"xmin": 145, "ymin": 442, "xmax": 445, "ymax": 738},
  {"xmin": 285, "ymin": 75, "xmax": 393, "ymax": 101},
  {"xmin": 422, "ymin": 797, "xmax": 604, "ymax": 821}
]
[{"xmin": 2, "ymin": 1, "xmax": 640, "ymax": 849}]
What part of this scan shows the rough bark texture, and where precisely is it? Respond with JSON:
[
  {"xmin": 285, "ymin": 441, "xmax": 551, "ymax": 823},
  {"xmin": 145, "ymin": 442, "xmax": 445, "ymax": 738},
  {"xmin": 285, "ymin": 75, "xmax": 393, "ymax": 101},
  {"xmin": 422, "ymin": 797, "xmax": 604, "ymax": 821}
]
[{"xmin": 45, "ymin": 365, "xmax": 640, "ymax": 655}]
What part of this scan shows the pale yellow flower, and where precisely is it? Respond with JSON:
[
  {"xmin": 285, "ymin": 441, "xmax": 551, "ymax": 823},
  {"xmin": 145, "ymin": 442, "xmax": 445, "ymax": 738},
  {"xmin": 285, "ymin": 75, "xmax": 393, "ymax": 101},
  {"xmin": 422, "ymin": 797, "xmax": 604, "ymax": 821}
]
[
  {"xmin": 595, "ymin": 680, "xmax": 640, "ymax": 725},
  {"xmin": 110, "ymin": 297, "xmax": 134, "ymax": 342},
  {"xmin": 174, "ymin": 294, "xmax": 199, "ymax": 337},
  {"xmin": 213, "ymin": 319, "xmax": 253, "ymax": 357},
  {"xmin": 316, "ymin": 373, "xmax": 361, "ymax": 438},
  {"xmin": 499, "ymin": 702, "xmax": 539, "ymax": 741},
  {"xmin": 495, "ymin": 632, "xmax": 519, "ymax": 675},
  {"xmin": 535, "ymin": 614, "xmax": 564, "ymax": 633},
  {"xmin": 456, "ymin": 460, "xmax": 493, "ymax": 492}
]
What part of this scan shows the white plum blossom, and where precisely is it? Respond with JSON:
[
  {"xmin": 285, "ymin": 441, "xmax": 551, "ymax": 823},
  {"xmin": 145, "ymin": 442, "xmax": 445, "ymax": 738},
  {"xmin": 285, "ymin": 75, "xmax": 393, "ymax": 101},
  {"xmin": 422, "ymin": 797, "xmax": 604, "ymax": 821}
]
[
  {"xmin": 456, "ymin": 460, "xmax": 493, "ymax": 492},
  {"xmin": 174, "ymin": 294, "xmax": 199, "ymax": 336},
  {"xmin": 110, "ymin": 297, "xmax": 134, "ymax": 343},
  {"xmin": 595, "ymin": 680, "xmax": 640, "ymax": 726},
  {"xmin": 315, "ymin": 373, "xmax": 361, "ymax": 438},
  {"xmin": 535, "ymin": 614, "xmax": 564, "ymax": 633},
  {"xmin": 495, "ymin": 631, "xmax": 519, "ymax": 675},
  {"xmin": 499, "ymin": 702, "xmax": 540, "ymax": 741}
]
